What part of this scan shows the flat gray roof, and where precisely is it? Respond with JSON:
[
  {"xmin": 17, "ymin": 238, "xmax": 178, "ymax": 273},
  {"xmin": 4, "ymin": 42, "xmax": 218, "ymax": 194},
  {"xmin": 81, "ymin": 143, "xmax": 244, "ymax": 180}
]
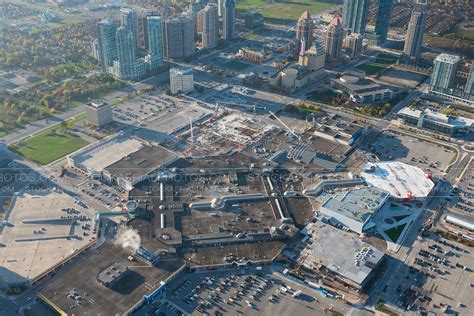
[
  {"xmin": 104, "ymin": 145, "xmax": 178, "ymax": 182},
  {"xmin": 320, "ymin": 186, "xmax": 389, "ymax": 224},
  {"xmin": 301, "ymin": 222, "xmax": 384, "ymax": 286},
  {"xmin": 0, "ymin": 192, "xmax": 95, "ymax": 285},
  {"xmin": 72, "ymin": 135, "xmax": 144, "ymax": 173},
  {"xmin": 40, "ymin": 244, "xmax": 183, "ymax": 315}
]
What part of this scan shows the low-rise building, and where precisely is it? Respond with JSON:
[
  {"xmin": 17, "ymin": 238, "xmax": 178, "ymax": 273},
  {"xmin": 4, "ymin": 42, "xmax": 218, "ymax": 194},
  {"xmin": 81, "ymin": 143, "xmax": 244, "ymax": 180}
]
[
  {"xmin": 444, "ymin": 212, "xmax": 474, "ymax": 232},
  {"xmin": 68, "ymin": 136, "xmax": 145, "ymax": 179},
  {"xmin": 311, "ymin": 113, "xmax": 366, "ymax": 146},
  {"xmin": 103, "ymin": 145, "xmax": 179, "ymax": 191},
  {"xmin": 351, "ymin": 88, "xmax": 393, "ymax": 104},
  {"xmin": 318, "ymin": 186, "xmax": 390, "ymax": 234},
  {"xmin": 237, "ymin": 48, "xmax": 272, "ymax": 64},
  {"xmin": 397, "ymin": 107, "xmax": 474, "ymax": 137},
  {"xmin": 300, "ymin": 222, "xmax": 385, "ymax": 291},
  {"xmin": 330, "ymin": 74, "xmax": 394, "ymax": 105},
  {"xmin": 269, "ymin": 63, "xmax": 324, "ymax": 92},
  {"xmin": 69, "ymin": 134, "xmax": 178, "ymax": 191},
  {"xmin": 361, "ymin": 161, "xmax": 435, "ymax": 201},
  {"xmin": 97, "ymin": 262, "xmax": 129, "ymax": 288}
]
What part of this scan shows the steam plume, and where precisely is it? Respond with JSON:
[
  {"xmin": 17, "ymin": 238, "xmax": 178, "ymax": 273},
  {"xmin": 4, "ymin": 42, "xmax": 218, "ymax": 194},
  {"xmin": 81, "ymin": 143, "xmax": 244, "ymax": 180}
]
[{"xmin": 115, "ymin": 228, "xmax": 141, "ymax": 252}]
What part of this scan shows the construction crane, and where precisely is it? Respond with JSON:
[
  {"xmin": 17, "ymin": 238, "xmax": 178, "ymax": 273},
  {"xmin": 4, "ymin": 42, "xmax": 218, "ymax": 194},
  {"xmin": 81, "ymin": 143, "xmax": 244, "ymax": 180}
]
[{"xmin": 268, "ymin": 111, "xmax": 301, "ymax": 141}]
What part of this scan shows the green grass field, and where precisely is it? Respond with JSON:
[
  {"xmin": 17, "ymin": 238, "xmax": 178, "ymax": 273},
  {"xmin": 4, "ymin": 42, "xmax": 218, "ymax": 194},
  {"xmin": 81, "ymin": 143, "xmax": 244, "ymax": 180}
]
[
  {"xmin": 385, "ymin": 223, "xmax": 407, "ymax": 243},
  {"xmin": 356, "ymin": 62, "xmax": 387, "ymax": 76},
  {"xmin": 454, "ymin": 28, "xmax": 474, "ymax": 44},
  {"xmin": 375, "ymin": 53, "xmax": 398, "ymax": 65},
  {"xmin": 237, "ymin": 0, "xmax": 335, "ymax": 22},
  {"xmin": 13, "ymin": 124, "xmax": 88, "ymax": 165},
  {"xmin": 59, "ymin": 17, "xmax": 85, "ymax": 25},
  {"xmin": 225, "ymin": 60, "xmax": 252, "ymax": 70}
]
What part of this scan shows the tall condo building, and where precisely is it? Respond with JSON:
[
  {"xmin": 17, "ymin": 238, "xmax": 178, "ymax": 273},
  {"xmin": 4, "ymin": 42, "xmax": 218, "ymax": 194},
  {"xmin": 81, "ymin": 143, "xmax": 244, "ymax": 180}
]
[
  {"xmin": 403, "ymin": 4, "xmax": 427, "ymax": 62},
  {"xmin": 120, "ymin": 8, "xmax": 139, "ymax": 48},
  {"xmin": 162, "ymin": 13, "xmax": 196, "ymax": 60},
  {"xmin": 374, "ymin": 0, "xmax": 393, "ymax": 44},
  {"xmin": 140, "ymin": 14, "xmax": 149, "ymax": 49},
  {"xmin": 217, "ymin": 0, "xmax": 224, "ymax": 17},
  {"xmin": 222, "ymin": 0, "xmax": 236, "ymax": 41},
  {"xmin": 146, "ymin": 16, "xmax": 164, "ymax": 70},
  {"xmin": 189, "ymin": 0, "xmax": 206, "ymax": 37},
  {"xmin": 200, "ymin": 4, "xmax": 219, "ymax": 49},
  {"xmin": 97, "ymin": 19, "xmax": 117, "ymax": 72},
  {"xmin": 296, "ymin": 11, "xmax": 314, "ymax": 53},
  {"xmin": 114, "ymin": 27, "xmax": 138, "ymax": 79},
  {"xmin": 465, "ymin": 64, "xmax": 474, "ymax": 98},
  {"xmin": 430, "ymin": 53, "xmax": 460, "ymax": 92},
  {"xmin": 140, "ymin": 11, "xmax": 159, "ymax": 50},
  {"xmin": 325, "ymin": 16, "xmax": 344, "ymax": 63},
  {"xmin": 342, "ymin": 0, "xmax": 369, "ymax": 35}
]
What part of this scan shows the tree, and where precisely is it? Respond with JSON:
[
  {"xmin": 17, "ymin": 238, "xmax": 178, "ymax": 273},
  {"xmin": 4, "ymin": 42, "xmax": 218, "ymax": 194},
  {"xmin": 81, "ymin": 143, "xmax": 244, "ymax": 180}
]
[{"xmin": 58, "ymin": 121, "xmax": 67, "ymax": 134}]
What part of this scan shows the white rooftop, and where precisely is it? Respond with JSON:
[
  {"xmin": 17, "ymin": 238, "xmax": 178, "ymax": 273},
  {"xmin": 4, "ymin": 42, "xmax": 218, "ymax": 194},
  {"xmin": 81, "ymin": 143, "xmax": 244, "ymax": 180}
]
[
  {"xmin": 399, "ymin": 107, "xmax": 474, "ymax": 127},
  {"xmin": 72, "ymin": 136, "xmax": 144, "ymax": 172},
  {"xmin": 170, "ymin": 67, "xmax": 193, "ymax": 76},
  {"xmin": 445, "ymin": 212, "xmax": 474, "ymax": 231},
  {"xmin": 361, "ymin": 161, "xmax": 434, "ymax": 199},
  {"xmin": 435, "ymin": 53, "xmax": 460, "ymax": 64}
]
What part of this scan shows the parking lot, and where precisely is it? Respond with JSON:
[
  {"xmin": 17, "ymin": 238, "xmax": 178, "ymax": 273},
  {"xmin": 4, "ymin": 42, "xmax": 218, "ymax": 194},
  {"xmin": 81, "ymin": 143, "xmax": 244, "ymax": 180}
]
[
  {"xmin": 378, "ymin": 68, "xmax": 429, "ymax": 89},
  {"xmin": 112, "ymin": 91, "xmax": 178, "ymax": 126},
  {"xmin": 159, "ymin": 269, "xmax": 348, "ymax": 316},
  {"xmin": 79, "ymin": 180, "xmax": 126, "ymax": 209},
  {"xmin": 405, "ymin": 235, "xmax": 474, "ymax": 315},
  {"xmin": 453, "ymin": 158, "xmax": 474, "ymax": 215},
  {"xmin": 369, "ymin": 130, "xmax": 455, "ymax": 175}
]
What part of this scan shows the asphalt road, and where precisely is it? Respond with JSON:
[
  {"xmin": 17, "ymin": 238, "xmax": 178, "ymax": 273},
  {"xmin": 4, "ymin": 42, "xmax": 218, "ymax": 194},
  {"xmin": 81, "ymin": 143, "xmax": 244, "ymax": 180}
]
[{"xmin": 1, "ymin": 107, "xmax": 85, "ymax": 146}]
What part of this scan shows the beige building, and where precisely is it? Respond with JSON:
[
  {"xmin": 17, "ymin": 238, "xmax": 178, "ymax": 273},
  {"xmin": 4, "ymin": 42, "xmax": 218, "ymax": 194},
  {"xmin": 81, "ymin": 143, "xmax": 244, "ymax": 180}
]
[
  {"xmin": 298, "ymin": 42, "xmax": 325, "ymax": 71},
  {"xmin": 270, "ymin": 64, "xmax": 324, "ymax": 91},
  {"xmin": 84, "ymin": 100, "xmax": 113, "ymax": 127}
]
